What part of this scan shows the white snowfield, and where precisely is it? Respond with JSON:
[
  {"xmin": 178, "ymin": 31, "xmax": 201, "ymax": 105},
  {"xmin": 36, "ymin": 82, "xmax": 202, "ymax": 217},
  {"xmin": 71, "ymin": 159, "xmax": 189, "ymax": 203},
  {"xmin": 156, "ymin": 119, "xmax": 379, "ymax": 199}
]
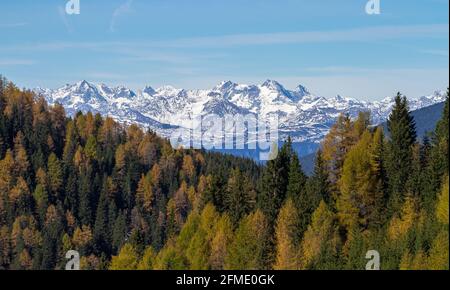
[{"xmin": 34, "ymin": 80, "xmax": 447, "ymax": 146}]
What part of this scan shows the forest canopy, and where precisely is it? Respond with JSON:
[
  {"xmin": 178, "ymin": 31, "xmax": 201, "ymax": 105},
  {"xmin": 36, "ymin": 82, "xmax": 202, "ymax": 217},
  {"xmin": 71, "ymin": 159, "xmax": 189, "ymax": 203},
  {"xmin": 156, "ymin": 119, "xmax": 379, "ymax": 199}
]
[{"xmin": 0, "ymin": 76, "xmax": 448, "ymax": 270}]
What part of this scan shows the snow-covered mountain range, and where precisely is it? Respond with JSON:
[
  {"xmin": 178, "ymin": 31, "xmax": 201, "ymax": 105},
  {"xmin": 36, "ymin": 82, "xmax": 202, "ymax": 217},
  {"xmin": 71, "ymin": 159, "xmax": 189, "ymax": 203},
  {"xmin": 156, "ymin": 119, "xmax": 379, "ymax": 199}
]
[{"xmin": 34, "ymin": 80, "xmax": 447, "ymax": 156}]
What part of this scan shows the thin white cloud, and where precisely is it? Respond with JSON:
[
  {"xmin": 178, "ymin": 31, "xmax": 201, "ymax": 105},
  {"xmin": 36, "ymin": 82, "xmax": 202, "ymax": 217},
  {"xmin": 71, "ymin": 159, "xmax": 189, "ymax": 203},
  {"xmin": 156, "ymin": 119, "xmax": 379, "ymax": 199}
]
[
  {"xmin": 420, "ymin": 49, "xmax": 449, "ymax": 57},
  {"xmin": 0, "ymin": 59, "xmax": 35, "ymax": 66},
  {"xmin": 303, "ymin": 66, "xmax": 379, "ymax": 74},
  {"xmin": 0, "ymin": 22, "xmax": 28, "ymax": 28},
  {"xmin": 110, "ymin": 0, "xmax": 134, "ymax": 32},
  {"xmin": 149, "ymin": 24, "xmax": 449, "ymax": 48},
  {"xmin": 2, "ymin": 24, "xmax": 447, "ymax": 52},
  {"xmin": 302, "ymin": 66, "xmax": 450, "ymax": 75}
]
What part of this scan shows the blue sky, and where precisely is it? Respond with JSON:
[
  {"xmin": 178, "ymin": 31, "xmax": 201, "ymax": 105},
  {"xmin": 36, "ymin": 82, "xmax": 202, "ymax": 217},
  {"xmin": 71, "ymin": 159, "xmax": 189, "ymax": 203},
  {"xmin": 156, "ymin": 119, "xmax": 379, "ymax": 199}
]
[{"xmin": 0, "ymin": 0, "xmax": 448, "ymax": 100}]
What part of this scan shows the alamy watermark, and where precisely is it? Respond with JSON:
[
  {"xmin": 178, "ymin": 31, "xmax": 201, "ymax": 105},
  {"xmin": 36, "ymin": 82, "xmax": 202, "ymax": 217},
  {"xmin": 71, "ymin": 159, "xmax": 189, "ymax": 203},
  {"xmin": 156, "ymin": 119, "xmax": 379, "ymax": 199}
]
[
  {"xmin": 365, "ymin": 250, "xmax": 381, "ymax": 270},
  {"xmin": 66, "ymin": 0, "xmax": 81, "ymax": 15},
  {"xmin": 65, "ymin": 250, "xmax": 80, "ymax": 270},
  {"xmin": 366, "ymin": 0, "xmax": 381, "ymax": 15},
  {"xmin": 170, "ymin": 113, "xmax": 279, "ymax": 161}
]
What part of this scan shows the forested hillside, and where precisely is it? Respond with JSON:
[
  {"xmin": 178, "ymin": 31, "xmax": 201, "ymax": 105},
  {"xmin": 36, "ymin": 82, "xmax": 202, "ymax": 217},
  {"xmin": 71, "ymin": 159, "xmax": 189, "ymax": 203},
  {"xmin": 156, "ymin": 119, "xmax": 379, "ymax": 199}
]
[{"xmin": 0, "ymin": 76, "xmax": 448, "ymax": 270}]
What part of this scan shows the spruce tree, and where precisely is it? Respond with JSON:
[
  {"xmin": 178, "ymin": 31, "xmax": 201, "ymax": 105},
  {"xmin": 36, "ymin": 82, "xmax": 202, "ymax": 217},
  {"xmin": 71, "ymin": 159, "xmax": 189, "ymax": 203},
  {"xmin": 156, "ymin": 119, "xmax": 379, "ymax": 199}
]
[
  {"xmin": 47, "ymin": 153, "xmax": 63, "ymax": 199},
  {"xmin": 78, "ymin": 166, "xmax": 93, "ymax": 226},
  {"xmin": 286, "ymin": 152, "xmax": 307, "ymax": 201},
  {"xmin": 112, "ymin": 211, "xmax": 127, "ymax": 252},
  {"xmin": 386, "ymin": 93, "xmax": 417, "ymax": 213},
  {"xmin": 225, "ymin": 168, "xmax": 255, "ymax": 226},
  {"xmin": 258, "ymin": 141, "xmax": 291, "ymax": 227},
  {"xmin": 302, "ymin": 150, "xmax": 330, "ymax": 232},
  {"xmin": 93, "ymin": 178, "xmax": 111, "ymax": 255},
  {"xmin": 428, "ymin": 94, "xmax": 449, "ymax": 198}
]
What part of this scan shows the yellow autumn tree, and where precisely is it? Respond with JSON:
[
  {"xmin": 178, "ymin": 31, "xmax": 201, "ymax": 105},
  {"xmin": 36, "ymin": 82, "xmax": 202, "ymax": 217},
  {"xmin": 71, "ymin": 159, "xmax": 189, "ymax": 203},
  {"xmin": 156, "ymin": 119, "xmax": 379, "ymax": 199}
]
[
  {"xmin": 109, "ymin": 243, "xmax": 139, "ymax": 270},
  {"xmin": 337, "ymin": 130, "xmax": 384, "ymax": 231},
  {"xmin": 13, "ymin": 132, "xmax": 29, "ymax": 178},
  {"xmin": 426, "ymin": 177, "xmax": 450, "ymax": 270},
  {"xmin": 19, "ymin": 249, "xmax": 32, "ymax": 270},
  {"xmin": 0, "ymin": 150, "xmax": 14, "ymax": 194},
  {"xmin": 136, "ymin": 173, "xmax": 154, "ymax": 213},
  {"xmin": 138, "ymin": 134, "xmax": 157, "ymax": 167},
  {"xmin": 274, "ymin": 198, "xmax": 300, "ymax": 270},
  {"xmin": 173, "ymin": 181, "xmax": 190, "ymax": 226},
  {"xmin": 182, "ymin": 154, "xmax": 196, "ymax": 181},
  {"xmin": 225, "ymin": 210, "xmax": 270, "ymax": 270},
  {"xmin": 322, "ymin": 112, "xmax": 370, "ymax": 198},
  {"xmin": 150, "ymin": 163, "xmax": 161, "ymax": 186},
  {"xmin": 186, "ymin": 204, "xmax": 219, "ymax": 269},
  {"xmin": 9, "ymin": 176, "xmax": 30, "ymax": 206},
  {"xmin": 299, "ymin": 200, "xmax": 336, "ymax": 269},
  {"xmin": 153, "ymin": 239, "xmax": 186, "ymax": 270},
  {"xmin": 72, "ymin": 225, "xmax": 93, "ymax": 251},
  {"xmin": 137, "ymin": 246, "xmax": 156, "ymax": 270},
  {"xmin": 321, "ymin": 114, "xmax": 354, "ymax": 187},
  {"xmin": 436, "ymin": 175, "xmax": 449, "ymax": 225},
  {"xmin": 400, "ymin": 250, "xmax": 429, "ymax": 270},
  {"xmin": 80, "ymin": 255, "xmax": 101, "ymax": 270},
  {"xmin": 209, "ymin": 214, "xmax": 233, "ymax": 270},
  {"xmin": 427, "ymin": 231, "xmax": 449, "ymax": 270},
  {"xmin": 387, "ymin": 195, "xmax": 417, "ymax": 242}
]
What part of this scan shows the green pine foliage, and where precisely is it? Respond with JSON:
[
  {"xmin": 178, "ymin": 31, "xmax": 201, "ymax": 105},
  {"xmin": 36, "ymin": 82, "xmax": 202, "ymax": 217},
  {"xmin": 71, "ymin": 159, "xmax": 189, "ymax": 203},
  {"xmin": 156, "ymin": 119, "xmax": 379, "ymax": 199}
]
[{"xmin": 386, "ymin": 93, "xmax": 417, "ymax": 213}]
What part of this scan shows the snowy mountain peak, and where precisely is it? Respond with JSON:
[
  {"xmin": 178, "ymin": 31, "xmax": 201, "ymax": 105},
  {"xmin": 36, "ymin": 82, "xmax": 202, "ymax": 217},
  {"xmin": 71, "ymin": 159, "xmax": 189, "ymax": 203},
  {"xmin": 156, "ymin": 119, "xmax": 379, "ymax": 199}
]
[
  {"xmin": 74, "ymin": 80, "xmax": 95, "ymax": 91},
  {"xmin": 335, "ymin": 95, "xmax": 345, "ymax": 101},
  {"xmin": 69, "ymin": 81, "xmax": 103, "ymax": 99},
  {"xmin": 114, "ymin": 86, "xmax": 136, "ymax": 100},
  {"xmin": 156, "ymin": 85, "xmax": 181, "ymax": 95},
  {"xmin": 260, "ymin": 79, "xmax": 302, "ymax": 104},
  {"xmin": 214, "ymin": 80, "xmax": 238, "ymax": 92},
  {"xmin": 261, "ymin": 79, "xmax": 285, "ymax": 90},
  {"xmin": 295, "ymin": 85, "xmax": 311, "ymax": 97},
  {"xmin": 143, "ymin": 86, "xmax": 156, "ymax": 95},
  {"xmin": 432, "ymin": 90, "xmax": 446, "ymax": 99}
]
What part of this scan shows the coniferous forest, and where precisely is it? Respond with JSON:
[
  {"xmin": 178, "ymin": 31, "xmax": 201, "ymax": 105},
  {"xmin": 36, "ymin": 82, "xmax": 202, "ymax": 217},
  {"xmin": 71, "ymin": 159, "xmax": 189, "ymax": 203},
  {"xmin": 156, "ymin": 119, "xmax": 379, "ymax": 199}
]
[{"xmin": 0, "ymin": 76, "xmax": 448, "ymax": 270}]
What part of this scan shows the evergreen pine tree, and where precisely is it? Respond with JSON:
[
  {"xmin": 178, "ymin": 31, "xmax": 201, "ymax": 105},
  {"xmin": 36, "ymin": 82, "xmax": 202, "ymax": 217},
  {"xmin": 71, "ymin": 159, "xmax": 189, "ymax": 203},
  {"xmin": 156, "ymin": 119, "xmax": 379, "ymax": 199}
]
[
  {"xmin": 386, "ymin": 93, "xmax": 417, "ymax": 213},
  {"xmin": 93, "ymin": 177, "xmax": 111, "ymax": 255},
  {"xmin": 258, "ymin": 141, "xmax": 291, "ymax": 226},
  {"xmin": 286, "ymin": 152, "xmax": 307, "ymax": 201},
  {"xmin": 225, "ymin": 168, "xmax": 255, "ymax": 226}
]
